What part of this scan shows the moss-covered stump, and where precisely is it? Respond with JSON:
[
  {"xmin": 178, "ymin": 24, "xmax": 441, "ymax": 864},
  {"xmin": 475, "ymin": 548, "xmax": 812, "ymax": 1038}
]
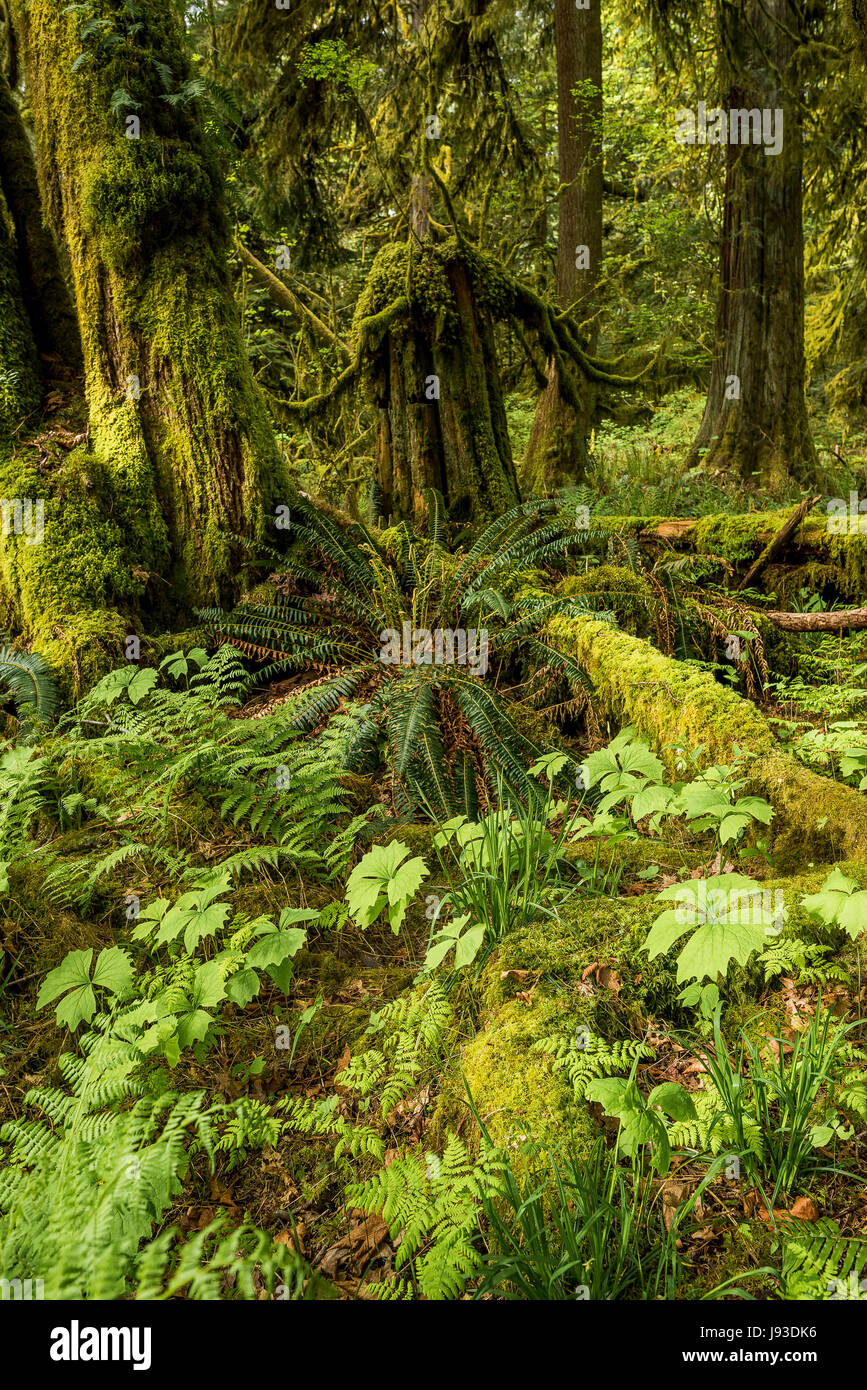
[
  {"xmin": 435, "ymin": 897, "xmax": 676, "ymax": 1158},
  {"xmin": 545, "ymin": 610, "xmax": 867, "ymax": 865},
  {"xmin": 352, "ymin": 239, "xmax": 521, "ymax": 526}
]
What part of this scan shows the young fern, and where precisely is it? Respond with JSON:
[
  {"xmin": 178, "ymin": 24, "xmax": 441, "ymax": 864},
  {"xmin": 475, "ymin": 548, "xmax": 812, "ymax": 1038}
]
[{"xmin": 533, "ymin": 1029, "xmax": 656, "ymax": 1101}]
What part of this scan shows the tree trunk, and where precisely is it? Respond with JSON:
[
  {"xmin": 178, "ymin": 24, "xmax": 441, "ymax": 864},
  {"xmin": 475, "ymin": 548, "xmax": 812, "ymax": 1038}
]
[
  {"xmin": 0, "ymin": 132, "xmax": 41, "ymax": 437},
  {"xmin": 372, "ymin": 247, "xmax": 520, "ymax": 525},
  {"xmin": 11, "ymin": 0, "xmax": 286, "ymax": 609},
  {"xmin": 0, "ymin": 72, "xmax": 81, "ymax": 368},
  {"xmin": 687, "ymin": 0, "xmax": 817, "ymax": 489},
  {"xmin": 522, "ymin": 0, "xmax": 602, "ymax": 492}
]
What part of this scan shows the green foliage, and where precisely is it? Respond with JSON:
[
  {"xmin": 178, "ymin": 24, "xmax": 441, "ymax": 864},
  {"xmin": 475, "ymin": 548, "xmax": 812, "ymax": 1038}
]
[
  {"xmin": 37, "ymin": 945, "xmax": 134, "ymax": 1030},
  {"xmin": 802, "ymin": 867, "xmax": 867, "ymax": 941},
  {"xmin": 476, "ymin": 1137, "xmax": 726, "ymax": 1301},
  {"xmin": 696, "ymin": 1006, "xmax": 860, "ymax": 1201},
  {"xmin": 339, "ymin": 983, "xmax": 452, "ymax": 1118},
  {"xmin": 345, "ymin": 841, "xmax": 429, "ymax": 934},
  {"xmin": 42, "ymin": 648, "xmax": 378, "ymax": 880},
  {"xmin": 757, "ymin": 936, "xmax": 849, "ymax": 987},
  {"xmin": 645, "ymin": 874, "xmax": 774, "ymax": 988},
  {"xmin": 586, "ymin": 1071, "xmax": 696, "ymax": 1175},
  {"xmin": 197, "ymin": 496, "xmax": 592, "ymax": 816},
  {"xmin": 0, "ymin": 644, "xmax": 59, "ymax": 723},
  {"xmin": 0, "ymin": 1011, "xmax": 308, "ymax": 1299},
  {"xmin": 423, "ymin": 766, "xmax": 586, "ymax": 973},
  {"xmin": 781, "ymin": 1220, "xmax": 867, "ymax": 1300},
  {"xmin": 347, "ymin": 1132, "xmax": 508, "ymax": 1300},
  {"xmin": 533, "ymin": 1029, "xmax": 655, "ymax": 1101}
]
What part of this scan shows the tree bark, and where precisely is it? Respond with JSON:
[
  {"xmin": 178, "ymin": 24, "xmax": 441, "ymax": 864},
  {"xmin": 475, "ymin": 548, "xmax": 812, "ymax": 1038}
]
[
  {"xmin": 0, "ymin": 72, "xmax": 81, "ymax": 369},
  {"xmin": 688, "ymin": 0, "xmax": 817, "ymax": 489},
  {"xmin": 763, "ymin": 608, "xmax": 867, "ymax": 632},
  {"xmin": 11, "ymin": 0, "xmax": 286, "ymax": 609},
  {"xmin": 522, "ymin": 0, "xmax": 602, "ymax": 492},
  {"xmin": 371, "ymin": 247, "xmax": 520, "ymax": 525}
]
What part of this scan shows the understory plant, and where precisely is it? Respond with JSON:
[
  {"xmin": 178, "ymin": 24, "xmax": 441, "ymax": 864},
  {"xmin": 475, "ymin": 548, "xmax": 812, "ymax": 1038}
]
[{"xmin": 196, "ymin": 494, "xmax": 593, "ymax": 815}]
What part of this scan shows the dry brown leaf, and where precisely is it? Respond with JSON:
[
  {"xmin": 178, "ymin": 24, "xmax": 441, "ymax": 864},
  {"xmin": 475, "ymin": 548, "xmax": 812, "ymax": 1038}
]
[
  {"xmin": 318, "ymin": 1213, "xmax": 390, "ymax": 1276},
  {"xmin": 660, "ymin": 1179, "xmax": 702, "ymax": 1231},
  {"xmin": 758, "ymin": 1196, "xmax": 819, "ymax": 1225}
]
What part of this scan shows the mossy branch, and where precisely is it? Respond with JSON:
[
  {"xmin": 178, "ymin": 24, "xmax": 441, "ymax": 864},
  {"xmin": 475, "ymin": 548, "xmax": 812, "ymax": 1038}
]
[
  {"xmin": 280, "ymin": 295, "xmax": 409, "ymax": 420},
  {"xmin": 234, "ymin": 237, "xmax": 351, "ymax": 364}
]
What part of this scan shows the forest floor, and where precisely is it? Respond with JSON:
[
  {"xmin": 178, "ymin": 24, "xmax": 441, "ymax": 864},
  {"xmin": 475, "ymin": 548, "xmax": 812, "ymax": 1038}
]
[{"xmin": 3, "ymin": 396, "xmax": 867, "ymax": 1302}]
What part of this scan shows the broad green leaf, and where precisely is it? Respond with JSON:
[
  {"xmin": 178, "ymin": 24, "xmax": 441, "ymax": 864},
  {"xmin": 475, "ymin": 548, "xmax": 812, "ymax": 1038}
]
[
  {"xmin": 675, "ymin": 916, "xmax": 766, "ymax": 983},
  {"xmin": 802, "ymin": 868, "xmax": 860, "ymax": 927},
  {"xmin": 676, "ymin": 782, "xmax": 730, "ymax": 820},
  {"xmin": 631, "ymin": 783, "xmax": 676, "ymax": 822},
  {"xmin": 55, "ymin": 984, "xmax": 97, "ymax": 1031},
  {"xmin": 266, "ymin": 959, "xmax": 296, "ymax": 994},
  {"xmin": 453, "ymin": 923, "xmax": 485, "ymax": 969},
  {"xmin": 423, "ymin": 937, "xmax": 458, "ymax": 972},
  {"xmin": 279, "ymin": 907, "xmax": 318, "ymax": 927},
  {"xmin": 644, "ymin": 908, "xmax": 691, "ymax": 960},
  {"xmin": 247, "ymin": 927, "xmax": 307, "ymax": 970},
  {"xmin": 838, "ymin": 890, "xmax": 867, "ymax": 941},
  {"xmin": 719, "ymin": 812, "xmax": 751, "ymax": 844},
  {"xmin": 617, "ymin": 740, "xmax": 664, "ymax": 782},
  {"xmin": 177, "ymin": 1009, "xmax": 212, "ymax": 1048},
  {"xmin": 647, "ymin": 1082, "xmax": 697, "ymax": 1122},
  {"xmin": 37, "ymin": 948, "xmax": 94, "ymax": 1008},
  {"xmin": 91, "ymin": 945, "xmax": 134, "ymax": 997},
  {"xmin": 127, "ymin": 668, "xmax": 158, "ymax": 704},
  {"xmin": 183, "ymin": 901, "xmax": 231, "ymax": 953},
  {"xmin": 734, "ymin": 796, "xmax": 774, "ymax": 824},
  {"xmin": 385, "ymin": 857, "xmax": 429, "ymax": 904},
  {"xmin": 191, "ymin": 960, "xmax": 227, "ymax": 1009},
  {"xmin": 225, "ymin": 968, "xmax": 260, "ymax": 1007}
]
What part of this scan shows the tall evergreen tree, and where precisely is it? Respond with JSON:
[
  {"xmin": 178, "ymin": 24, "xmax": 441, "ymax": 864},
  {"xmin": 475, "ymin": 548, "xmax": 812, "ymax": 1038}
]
[
  {"xmin": 522, "ymin": 0, "xmax": 603, "ymax": 491},
  {"xmin": 685, "ymin": 0, "xmax": 818, "ymax": 487}
]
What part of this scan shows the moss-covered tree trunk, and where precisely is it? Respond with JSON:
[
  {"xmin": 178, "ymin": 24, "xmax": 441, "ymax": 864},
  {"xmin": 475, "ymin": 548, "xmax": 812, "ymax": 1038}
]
[
  {"xmin": 0, "ymin": 190, "xmax": 42, "ymax": 438},
  {"xmin": 0, "ymin": 72, "xmax": 80, "ymax": 369},
  {"xmin": 11, "ymin": 0, "xmax": 285, "ymax": 606},
  {"xmin": 687, "ymin": 0, "xmax": 817, "ymax": 490},
  {"xmin": 371, "ymin": 244, "xmax": 521, "ymax": 526},
  {"xmin": 522, "ymin": 0, "xmax": 602, "ymax": 492}
]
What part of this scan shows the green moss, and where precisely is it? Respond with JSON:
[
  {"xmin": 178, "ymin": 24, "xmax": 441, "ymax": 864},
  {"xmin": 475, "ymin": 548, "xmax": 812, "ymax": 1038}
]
[
  {"xmin": 34, "ymin": 610, "xmax": 130, "ymax": 700},
  {"xmin": 14, "ymin": 0, "xmax": 289, "ymax": 617},
  {"xmin": 353, "ymin": 240, "xmax": 462, "ymax": 340},
  {"xmin": 558, "ymin": 565, "xmax": 655, "ymax": 633},
  {"xmin": 456, "ymin": 995, "xmax": 599, "ymax": 1157},
  {"xmin": 82, "ymin": 136, "xmax": 220, "ymax": 265},
  {"xmin": 369, "ymin": 822, "xmax": 435, "ymax": 859},
  {"xmin": 545, "ymin": 609, "xmax": 867, "ymax": 863}
]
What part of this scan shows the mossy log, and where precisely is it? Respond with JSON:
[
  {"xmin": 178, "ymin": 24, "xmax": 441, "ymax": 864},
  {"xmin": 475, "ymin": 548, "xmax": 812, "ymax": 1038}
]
[
  {"xmin": 545, "ymin": 609, "xmax": 867, "ymax": 865},
  {"xmin": 581, "ymin": 510, "xmax": 867, "ymax": 601}
]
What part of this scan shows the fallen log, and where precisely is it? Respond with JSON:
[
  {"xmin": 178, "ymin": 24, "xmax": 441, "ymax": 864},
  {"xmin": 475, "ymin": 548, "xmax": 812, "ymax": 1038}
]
[
  {"xmin": 735, "ymin": 495, "xmax": 821, "ymax": 591},
  {"xmin": 581, "ymin": 508, "xmax": 867, "ymax": 601},
  {"xmin": 762, "ymin": 607, "xmax": 867, "ymax": 632},
  {"xmin": 546, "ymin": 609, "xmax": 867, "ymax": 867}
]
